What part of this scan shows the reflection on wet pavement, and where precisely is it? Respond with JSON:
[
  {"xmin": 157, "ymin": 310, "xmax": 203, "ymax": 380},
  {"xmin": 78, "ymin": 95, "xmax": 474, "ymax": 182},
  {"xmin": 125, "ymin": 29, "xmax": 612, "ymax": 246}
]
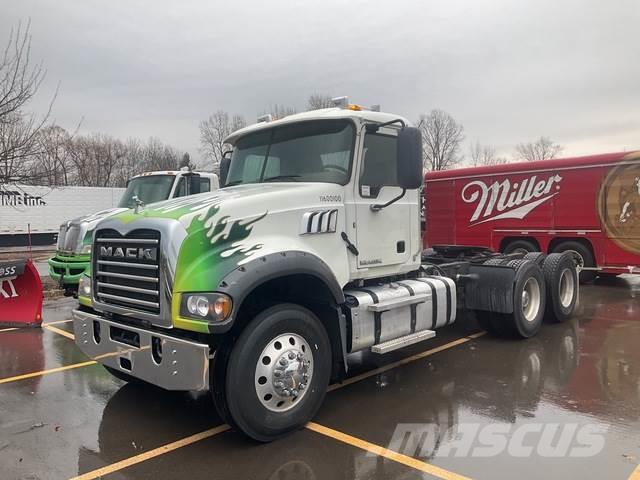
[{"xmin": 0, "ymin": 277, "xmax": 638, "ymax": 480}]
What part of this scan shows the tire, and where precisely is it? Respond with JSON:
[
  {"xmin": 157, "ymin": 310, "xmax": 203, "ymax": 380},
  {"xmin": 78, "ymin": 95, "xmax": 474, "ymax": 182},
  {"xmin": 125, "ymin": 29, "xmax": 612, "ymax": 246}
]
[
  {"xmin": 500, "ymin": 262, "xmax": 546, "ymax": 338},
  {"xmin": 503, "ymin": 239, "xmax": 538, "ymax": 256},
  {"xmin": 507, "ymin": 259, "xmax": 530, "ymax": 270},
  {"xmin": 484, "ymin": 257, "xmax": 509, "ymax": 266},
  {"xmin": 523, "ymin": 252, "xmax": 546, "ymax": 266},
  {"xmin": 104, "ymin": 365, "xmax": 148, "ymax": 386},
  {"xmin": 551, "ymin": 240, "xmax": 596, "ymax": 284},
  {"xmin": 224, "ymin": 303, "xmax": 332, "ymax": 441},
  {"xmin": 542, "ymin": 252, "xmax": 578, "ymax": 323}
]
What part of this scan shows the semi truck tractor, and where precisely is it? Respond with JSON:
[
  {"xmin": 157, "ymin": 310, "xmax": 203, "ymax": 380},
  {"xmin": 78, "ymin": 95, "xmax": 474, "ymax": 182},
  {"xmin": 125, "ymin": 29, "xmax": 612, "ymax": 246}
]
[
  {"xmin": 49, "ymin": 169, "xmax": 218, "ymax": 296},
  {"xmin": 72, "ymin": 99, "xmax": 578, "ymax": 441}
]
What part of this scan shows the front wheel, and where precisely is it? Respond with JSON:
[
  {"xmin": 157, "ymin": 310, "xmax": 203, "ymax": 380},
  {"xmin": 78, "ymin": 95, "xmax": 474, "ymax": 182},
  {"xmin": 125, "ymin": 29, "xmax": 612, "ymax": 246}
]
[{"xmin": 225, "ymin": 304, "xmax": 332, "ymax": 442}]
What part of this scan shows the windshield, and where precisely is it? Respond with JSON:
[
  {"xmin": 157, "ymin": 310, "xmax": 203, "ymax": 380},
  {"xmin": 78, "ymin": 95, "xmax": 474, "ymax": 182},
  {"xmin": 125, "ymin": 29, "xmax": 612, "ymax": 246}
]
[
  {"xmin": 118, "ymin": 175, "xmax": 176, "ymax": 208},
  {"xmin": 226, "ymin": 120, "xmax": 355, "ymax": 186}
]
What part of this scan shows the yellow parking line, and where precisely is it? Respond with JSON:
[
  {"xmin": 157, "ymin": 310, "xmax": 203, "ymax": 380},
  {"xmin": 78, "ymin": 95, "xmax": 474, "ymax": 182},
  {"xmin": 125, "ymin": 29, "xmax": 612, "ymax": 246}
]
[
  {"xmin": 0, "ymin": 351, "xmax": 124, "ymax": 385},
  {"xmin": 0, "ymin": 360, "xmax": 97, "ymax": 385},
  {"xmin": 328, "ymin": 332, "xmax": 485, "ymax": 392},
  {"xmin": 69, "ymin": 424, "xmax": 231, "ymax": 480},
  {"xmin": 43, "ymin": 324, "xmax": 75, "ymax": 340},
  {"xmin": 0, "ymin": 327, "xmax": 18, "ymax": 332},
  {"xmin": 65, "ymin": 332, "xmax": 484, "ymax": 479},
  {"xmin": 43, "ymin": 319, "xmax": 73, "ymax": 326},
  {"xmin": 629, "ymin": 465, "xmax": 640, "ymax": 480},
  {"xmin": 306, "ymin": 422, "xmax": 471, "ymax": 480}
]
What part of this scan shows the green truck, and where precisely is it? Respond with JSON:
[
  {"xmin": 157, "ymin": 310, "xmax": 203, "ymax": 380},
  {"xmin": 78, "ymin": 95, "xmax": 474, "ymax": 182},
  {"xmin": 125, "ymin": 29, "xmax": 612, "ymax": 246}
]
[{"xmin": 49, "ymin": 169, "xmax": 218, "ymax": 296}]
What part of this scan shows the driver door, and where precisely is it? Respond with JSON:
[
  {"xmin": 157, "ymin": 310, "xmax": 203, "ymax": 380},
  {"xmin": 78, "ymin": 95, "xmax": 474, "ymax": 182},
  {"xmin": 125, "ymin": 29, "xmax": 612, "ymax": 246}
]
[{"xmin": 354, "ymin": 129, "xmax": 412, "ymax": 270}]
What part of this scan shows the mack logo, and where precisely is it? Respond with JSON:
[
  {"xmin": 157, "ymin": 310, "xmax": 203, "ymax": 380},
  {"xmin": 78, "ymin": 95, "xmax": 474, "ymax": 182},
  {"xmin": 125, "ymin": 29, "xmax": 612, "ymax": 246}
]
[
  {"xmin": 462, "ymin": 174, "xmax": 563, "ymax": 225},
  {"xmin": 100, "ymin": 246, "xmax": 157, "ymax": 261}
]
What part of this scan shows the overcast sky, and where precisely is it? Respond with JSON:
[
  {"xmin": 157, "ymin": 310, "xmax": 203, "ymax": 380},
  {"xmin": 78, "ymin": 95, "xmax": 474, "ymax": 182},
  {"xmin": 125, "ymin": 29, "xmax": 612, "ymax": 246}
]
[{"xmin": 2, "ymin": 0, "xmax": 639, "ymax": 165}]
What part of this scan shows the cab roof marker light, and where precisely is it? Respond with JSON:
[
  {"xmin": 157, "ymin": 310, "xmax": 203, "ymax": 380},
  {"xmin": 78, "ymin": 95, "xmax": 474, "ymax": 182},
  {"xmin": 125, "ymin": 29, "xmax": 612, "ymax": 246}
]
[{"xmin": 257, "ymin": 114, "xmax": 273, "ymax": 123}]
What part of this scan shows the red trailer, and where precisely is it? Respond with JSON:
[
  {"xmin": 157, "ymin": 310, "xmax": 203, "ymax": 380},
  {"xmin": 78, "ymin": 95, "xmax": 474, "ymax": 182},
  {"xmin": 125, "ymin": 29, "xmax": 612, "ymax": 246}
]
[{"xmin": 424, "ymin": 151, "xmax": 640, "ymax": 282}]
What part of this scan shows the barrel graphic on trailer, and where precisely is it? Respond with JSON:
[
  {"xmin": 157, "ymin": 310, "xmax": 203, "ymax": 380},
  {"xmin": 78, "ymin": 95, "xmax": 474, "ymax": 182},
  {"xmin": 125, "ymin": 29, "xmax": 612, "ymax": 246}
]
[{"xmin": 0, "ymin": 259, "xmax": 43, "ymax": 327}]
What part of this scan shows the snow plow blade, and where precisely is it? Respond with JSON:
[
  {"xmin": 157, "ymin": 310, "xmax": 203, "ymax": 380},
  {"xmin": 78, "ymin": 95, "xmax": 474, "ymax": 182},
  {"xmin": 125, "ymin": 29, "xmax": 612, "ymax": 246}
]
[{"xmin": 0, "ymin": 259, "xmax": 43, "ymax": 327}]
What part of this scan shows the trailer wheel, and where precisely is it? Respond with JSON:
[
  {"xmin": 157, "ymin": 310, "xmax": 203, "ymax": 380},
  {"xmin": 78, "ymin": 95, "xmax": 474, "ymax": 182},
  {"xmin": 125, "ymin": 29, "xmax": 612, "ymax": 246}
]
[
  {"xmin": 551, "ymin": 240, "xmax": 596, "ymax": 284},
  {"xmin": 503, "ymin": 239, "xmax": 537, "ymax": 256},
  {"xmin": 542, "ymin": 253, "xmax": 578, "ymax": 323},
  {"xmin": 225, "ymin": 303, "xmax": 331, "ymax": 441},
  {"xmin": 500, "ymin": 262, "xmax": 546, "ymax": 338},
  {"xmin": 523, "ymin": 252, "xmax": 546, "ymax": 266}
]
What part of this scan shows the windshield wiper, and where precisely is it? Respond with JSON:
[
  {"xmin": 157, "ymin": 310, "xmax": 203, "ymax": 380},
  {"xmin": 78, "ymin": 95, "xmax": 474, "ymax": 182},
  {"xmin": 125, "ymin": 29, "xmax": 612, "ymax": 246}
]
[{"xmin": 263, "ymin": 175, "xmax": 301, "ymax": 182}]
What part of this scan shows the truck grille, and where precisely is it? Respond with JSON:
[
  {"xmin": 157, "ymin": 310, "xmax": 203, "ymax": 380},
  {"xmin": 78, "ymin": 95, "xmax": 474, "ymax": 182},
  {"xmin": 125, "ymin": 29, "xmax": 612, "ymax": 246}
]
[
  {"xmin": 94, "ymin": 229, "xmax": 161, "ymax": 314},
  {"xmin": 62, "ymin": 224, "xmax": 82, "ymax": 252}
]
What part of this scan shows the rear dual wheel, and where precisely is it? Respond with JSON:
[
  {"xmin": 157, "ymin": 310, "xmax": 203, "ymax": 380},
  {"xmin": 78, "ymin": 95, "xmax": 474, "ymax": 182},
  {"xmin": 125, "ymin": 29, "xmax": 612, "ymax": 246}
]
[
  {"xmin": 478, "ymin": 260, "xmax": 546, "ymax": 339},
  {"xmin": 542, "ymin": 253, "xmax": 578, "ymax": 323}
]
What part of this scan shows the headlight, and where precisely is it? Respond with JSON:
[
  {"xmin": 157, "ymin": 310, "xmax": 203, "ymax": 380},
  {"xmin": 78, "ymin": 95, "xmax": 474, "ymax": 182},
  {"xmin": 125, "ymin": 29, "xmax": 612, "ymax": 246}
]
[
  {"xmin": 81, "ymin": 244, "xmax": 92, "ymax": 254},
  {"xmin": 180, "ymin": 293, "xmax": 232, "ymax": 323},
  {"xmin": 79, "ymin": 275, "xmax": 91, "ymax": 297}
]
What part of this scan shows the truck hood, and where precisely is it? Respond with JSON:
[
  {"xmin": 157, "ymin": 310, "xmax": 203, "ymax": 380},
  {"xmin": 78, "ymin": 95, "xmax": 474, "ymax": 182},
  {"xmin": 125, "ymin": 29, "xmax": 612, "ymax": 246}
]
[
  {"xmin": 108, "ymin": 182, "xmax": 341, "ymax": 228},
  {"xmin": 67, "ymin": 207, "xmax": 128, "ymax": 229},
  {"xmin": 96, "ymin": 182, "xmax": 347, "ymax": 333}
]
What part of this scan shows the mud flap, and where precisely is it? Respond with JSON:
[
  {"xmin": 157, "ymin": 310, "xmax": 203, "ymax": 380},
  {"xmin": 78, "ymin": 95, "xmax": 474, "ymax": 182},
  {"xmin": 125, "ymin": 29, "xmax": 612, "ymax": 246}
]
[
  {"xmin": 464, "ymin": 264, "xmax": 515, "ymax": 314},
  {"xmin": 0, "ymin": 259, "xmax": 43, "ymax": 327}
]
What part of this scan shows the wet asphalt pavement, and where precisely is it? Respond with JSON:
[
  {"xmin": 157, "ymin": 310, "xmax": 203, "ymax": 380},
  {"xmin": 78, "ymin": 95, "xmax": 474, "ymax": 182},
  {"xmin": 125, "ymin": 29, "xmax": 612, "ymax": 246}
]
[{"xmin": 1, "ymin": 277, "xmax": 639, "ymax": 480}]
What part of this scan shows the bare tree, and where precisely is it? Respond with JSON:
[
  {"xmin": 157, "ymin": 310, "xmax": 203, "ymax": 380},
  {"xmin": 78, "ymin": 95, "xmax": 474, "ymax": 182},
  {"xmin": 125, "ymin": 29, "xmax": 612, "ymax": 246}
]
[
  {"xmin": 112, "ymin": 137, "xmax": 143, "ymax": 186},
  {"xmin": 199, "ymin": 110, "xmax": 246, "ymax": 172},
  {"xmin": 179, "ymin": 152, "xmax": 194, "ymax": 169},
  {"xmin": 67, "ymin": 133, "xmax": 126, "ymax": 187},
  {"xmin": 307, "ymin": 94, "xmax": 334, "ymax": 110},
  {"xmin": 468, "ymin": 141, "xmax": 508, "ymax": 167},
  {"xmin": 514, "ymin": 136, "xmax": 563, "ymax": 162},
  {"xmin": 30, "ymin": 125, "xmax": 73, "ymax": 185},
  {"xmin": 142, "ymin": 137, "xmax": 179, "ymax": 171},
  {"xmin": 418, "ymin": 110, "xmax": 464, "ymax": 171},
  {"xmin": 266, "ymin": 104, "xmax": 297, "ymax": 120},
  {"xmin": 0, "ymin": 20, "xmax": 57, "ymax": 184}
]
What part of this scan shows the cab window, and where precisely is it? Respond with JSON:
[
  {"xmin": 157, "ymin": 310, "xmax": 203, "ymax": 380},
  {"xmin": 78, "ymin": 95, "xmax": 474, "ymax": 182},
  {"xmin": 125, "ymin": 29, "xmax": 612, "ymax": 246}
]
[
  {"xmin": 359, "ymin": 133, "xmax": 398, "ymax": 198},
  {"xmin": 174, "ymin": 177, "xmax": 187, "ymax": 197}
]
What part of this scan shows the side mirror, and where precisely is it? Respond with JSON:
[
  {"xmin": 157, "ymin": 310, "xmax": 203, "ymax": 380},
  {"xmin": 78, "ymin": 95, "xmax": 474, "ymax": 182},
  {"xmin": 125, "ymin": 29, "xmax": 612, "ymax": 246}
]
[
  {"xmin": 219, "ymin": 153, "xmax": 232, "ymax": 187},
  {"xmin": 188, "ymin": 173, "xmax": 201, "ymax": 195},
  {"xmin": 397, "ymin": 127, "xmax": 423, "ymax": 190}
]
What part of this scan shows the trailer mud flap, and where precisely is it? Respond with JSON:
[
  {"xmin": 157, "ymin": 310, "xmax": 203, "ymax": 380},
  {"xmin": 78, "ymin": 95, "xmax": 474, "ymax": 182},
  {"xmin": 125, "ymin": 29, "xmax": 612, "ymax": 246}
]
[
  {"xmin": 464, "ymin": 265, "xmax": 515, "ymax": 314},
  {"xmin": 0, "ymin": 259, "xmax": 43, "ymax": 327}
]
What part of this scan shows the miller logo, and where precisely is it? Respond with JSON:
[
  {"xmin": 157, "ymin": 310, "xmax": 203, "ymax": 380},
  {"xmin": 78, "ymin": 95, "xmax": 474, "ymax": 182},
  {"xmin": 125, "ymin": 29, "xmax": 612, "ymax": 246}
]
[
  {"xmin": 462, "ymin": 174, "xmax": 563, "ymax": 226},
  {"xmin": 100, "ymin": 246, "xmax": 157, "ymax": 261}
]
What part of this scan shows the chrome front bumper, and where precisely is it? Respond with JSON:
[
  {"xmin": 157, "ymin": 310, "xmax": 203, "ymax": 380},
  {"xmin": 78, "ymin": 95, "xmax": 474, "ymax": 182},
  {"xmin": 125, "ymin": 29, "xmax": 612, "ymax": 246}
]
[{"xmin": 72, "ymin": 309, "xmax": 210, "ymax": 390}]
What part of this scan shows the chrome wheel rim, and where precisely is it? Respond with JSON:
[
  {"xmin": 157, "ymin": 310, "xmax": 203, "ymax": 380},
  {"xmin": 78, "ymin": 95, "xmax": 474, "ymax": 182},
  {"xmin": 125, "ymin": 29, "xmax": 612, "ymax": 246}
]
[
  {"xmin": 559, "ymin": 268, "xmax": 575, "ymax": 308},
  {"xmin": 522, "ymin": 277, "xmax": 541, "ymax": 322},
  {"xmin": 255, "ymin": 333, "xmax": 313, "ymax": 412}
]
